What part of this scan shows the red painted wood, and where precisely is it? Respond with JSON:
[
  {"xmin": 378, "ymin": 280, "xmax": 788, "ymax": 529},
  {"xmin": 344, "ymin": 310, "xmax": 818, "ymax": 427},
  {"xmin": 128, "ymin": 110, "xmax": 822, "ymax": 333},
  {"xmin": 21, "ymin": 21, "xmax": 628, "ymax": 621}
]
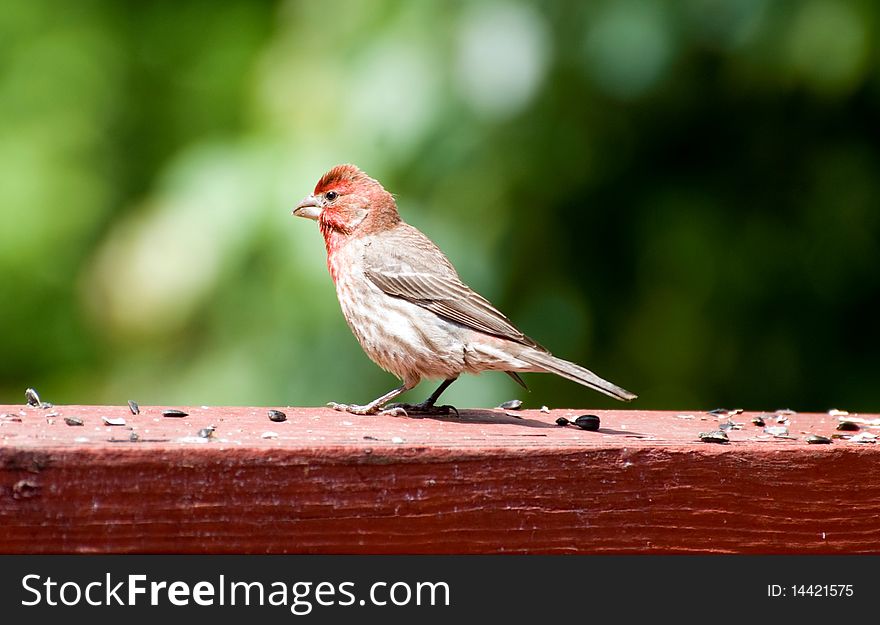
[{"xmin": 1, "ymin": 404, "xmax": 878, "ymax": 553}]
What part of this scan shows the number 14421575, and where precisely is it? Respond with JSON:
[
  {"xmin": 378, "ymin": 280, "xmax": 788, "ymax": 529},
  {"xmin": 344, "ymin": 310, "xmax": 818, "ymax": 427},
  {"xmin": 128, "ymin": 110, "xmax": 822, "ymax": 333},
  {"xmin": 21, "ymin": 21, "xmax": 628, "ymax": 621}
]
[{"xmin": 769, "ymin": 585, "xmax": 854, "ymax": 598}]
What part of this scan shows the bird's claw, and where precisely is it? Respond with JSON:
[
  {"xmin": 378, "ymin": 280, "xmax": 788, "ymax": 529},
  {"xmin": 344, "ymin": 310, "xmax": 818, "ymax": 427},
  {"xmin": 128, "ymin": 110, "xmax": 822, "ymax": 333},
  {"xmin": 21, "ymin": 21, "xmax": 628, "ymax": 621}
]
[
  {"xmin": 327, "ymin": 402, "xmax": 408, "ymax": 417},
  {"xmin": 440, "ymin": 404, "xmax": 460, "ymax": 417},
  {"xmin": 385, "ymin": 402, "xmax": 459, "ymax": 417},
  {"xmin": 327, "ymin": 402, "xmax": 376, "ymax": 416}
]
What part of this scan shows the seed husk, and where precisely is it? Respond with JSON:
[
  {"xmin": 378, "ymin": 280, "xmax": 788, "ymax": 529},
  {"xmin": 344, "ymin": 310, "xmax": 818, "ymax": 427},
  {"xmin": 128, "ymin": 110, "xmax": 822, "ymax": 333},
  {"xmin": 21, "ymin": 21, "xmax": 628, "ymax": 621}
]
[
  {"xmin": 268, "ymin": 409, "xmax": 287, "ymax": 422},
  {"xmin": 128, "ymin": 400, "xmax": 140, "ymax": 415},
  {"xmin": 25, "ymin": 388, "xmax": 40, "ymax": 407},
  {"xmin": 764, "ymin": 425, "xmax": 790, "ymax": 437},
  {"xmin": 498, "ymin": 399, "xmax": 523, "ymax": 410},
  {"xmin": 849, "ymin": 432, "xmax": 877, "ymax": 444},
  {"xmin": 806, "ymin": 434, "xmax": 832, "ymax": 445},
  {"xmin": 555, "ymin": 417, "xmax": 570, "ymax": 426},
  {"xmin": 699, "ymin": 430, "xmax": 729, "ymax": 444},
  {"xmin": 64, "ymin": 416, "xmax": 84, "ymax": 426},
  {"xmin": 103, "ymin": 417, "xmax": 126, "ymax": 426},
  {"xmin": 162, "ymin": 409, "xmax": 188, "ymax": 418},
  {"xmin": 573, "ymin": 414, "xmax": 601, "ymax": 431}
]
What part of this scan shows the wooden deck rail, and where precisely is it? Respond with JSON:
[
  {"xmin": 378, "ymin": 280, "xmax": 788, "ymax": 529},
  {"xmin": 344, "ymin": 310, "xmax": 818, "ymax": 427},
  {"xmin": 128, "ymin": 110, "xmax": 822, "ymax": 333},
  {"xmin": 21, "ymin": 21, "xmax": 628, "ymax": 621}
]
[{"xmin": 1, "ymin": 404, "xmax": 878, "ymax": 553}]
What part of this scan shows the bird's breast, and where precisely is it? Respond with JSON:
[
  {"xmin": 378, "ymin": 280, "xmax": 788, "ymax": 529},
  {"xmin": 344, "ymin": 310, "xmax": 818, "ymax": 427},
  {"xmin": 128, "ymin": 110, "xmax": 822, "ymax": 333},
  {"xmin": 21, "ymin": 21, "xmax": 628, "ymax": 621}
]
[{"xmin": 329, "ymin": 245, "xmax": 467, "ymax": 383}]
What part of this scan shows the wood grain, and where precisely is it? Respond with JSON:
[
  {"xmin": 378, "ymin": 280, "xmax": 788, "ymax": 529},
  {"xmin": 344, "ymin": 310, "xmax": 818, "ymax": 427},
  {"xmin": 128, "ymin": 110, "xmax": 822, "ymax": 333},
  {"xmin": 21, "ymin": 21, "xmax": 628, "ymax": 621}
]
[{"xmin": 1, "ymin": 404, "xmax": 877, "ymax": 553}]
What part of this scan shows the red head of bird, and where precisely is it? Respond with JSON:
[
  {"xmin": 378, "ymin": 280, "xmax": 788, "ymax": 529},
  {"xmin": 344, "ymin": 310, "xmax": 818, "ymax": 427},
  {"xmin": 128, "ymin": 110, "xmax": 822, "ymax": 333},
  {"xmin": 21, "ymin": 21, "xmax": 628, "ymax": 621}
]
[{"xmin": 293, "ymin": 165, "xmax": 400, "ymax": 254}]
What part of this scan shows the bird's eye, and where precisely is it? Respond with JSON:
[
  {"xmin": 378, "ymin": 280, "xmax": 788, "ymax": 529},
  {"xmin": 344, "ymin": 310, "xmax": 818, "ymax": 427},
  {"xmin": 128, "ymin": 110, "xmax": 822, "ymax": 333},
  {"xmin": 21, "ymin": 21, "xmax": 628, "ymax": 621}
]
[{"xmin": 325, "ymin": 191, "xmax": 338, "ymax": 201}]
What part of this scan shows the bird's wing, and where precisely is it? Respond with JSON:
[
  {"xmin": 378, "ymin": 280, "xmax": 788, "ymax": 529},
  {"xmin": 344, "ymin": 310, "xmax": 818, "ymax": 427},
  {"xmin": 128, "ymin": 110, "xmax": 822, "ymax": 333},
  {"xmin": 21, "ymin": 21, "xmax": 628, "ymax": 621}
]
[{"xmin": 362, "ymin": 225, "xmax": 545, "ymax": 351}]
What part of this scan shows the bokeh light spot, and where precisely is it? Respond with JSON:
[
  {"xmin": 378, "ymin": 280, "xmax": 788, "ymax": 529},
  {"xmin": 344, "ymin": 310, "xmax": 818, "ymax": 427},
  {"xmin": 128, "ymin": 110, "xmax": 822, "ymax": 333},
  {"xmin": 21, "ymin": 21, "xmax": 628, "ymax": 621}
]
[
  {"xmin": 455, "ymin": 1, "xmax": 551, "ymax": 118},
  {"xmin": 583, "ymin": 1, "xmax": 673, "ymax": 100}
]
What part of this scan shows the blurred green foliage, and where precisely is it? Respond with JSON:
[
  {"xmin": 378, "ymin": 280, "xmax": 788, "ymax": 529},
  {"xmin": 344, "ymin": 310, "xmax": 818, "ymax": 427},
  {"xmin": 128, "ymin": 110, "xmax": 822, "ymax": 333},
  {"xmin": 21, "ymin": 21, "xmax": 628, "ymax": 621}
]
[{"xmin": 1, "ymin": 0, "xmax": 877, "ymax": 411}]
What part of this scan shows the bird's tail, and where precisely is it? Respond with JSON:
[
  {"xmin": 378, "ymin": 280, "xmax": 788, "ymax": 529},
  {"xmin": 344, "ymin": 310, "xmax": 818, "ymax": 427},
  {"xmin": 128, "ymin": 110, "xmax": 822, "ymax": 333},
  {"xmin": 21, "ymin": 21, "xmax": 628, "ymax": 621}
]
[{"xmin": 519, "ymin": 351, "xmax": 637, "ymax": 402}]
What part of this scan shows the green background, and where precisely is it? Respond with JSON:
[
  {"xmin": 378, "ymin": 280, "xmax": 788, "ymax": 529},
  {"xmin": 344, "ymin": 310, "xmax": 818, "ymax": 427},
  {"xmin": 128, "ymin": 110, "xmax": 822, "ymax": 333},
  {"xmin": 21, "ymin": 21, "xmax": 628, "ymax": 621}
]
[{"xmin": 2, "ymin": 0, "xmax": 877, "ymax": 411}]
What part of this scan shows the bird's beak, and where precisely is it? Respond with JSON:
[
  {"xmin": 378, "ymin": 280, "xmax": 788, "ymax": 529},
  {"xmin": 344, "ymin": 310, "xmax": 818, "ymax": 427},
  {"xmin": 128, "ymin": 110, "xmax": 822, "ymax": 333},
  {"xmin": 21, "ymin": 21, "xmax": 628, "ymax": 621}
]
[{"xmin": 292, "ymin": 195, "xmax": 322, "ymax": 220}]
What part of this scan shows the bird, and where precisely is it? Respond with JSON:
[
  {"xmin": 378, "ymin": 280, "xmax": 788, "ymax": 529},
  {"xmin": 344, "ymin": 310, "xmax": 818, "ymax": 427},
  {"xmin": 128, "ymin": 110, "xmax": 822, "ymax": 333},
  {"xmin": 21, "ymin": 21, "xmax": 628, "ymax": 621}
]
[{"xmin": 292, "ymin": 164, "xmax": 636, "ymax": 416}]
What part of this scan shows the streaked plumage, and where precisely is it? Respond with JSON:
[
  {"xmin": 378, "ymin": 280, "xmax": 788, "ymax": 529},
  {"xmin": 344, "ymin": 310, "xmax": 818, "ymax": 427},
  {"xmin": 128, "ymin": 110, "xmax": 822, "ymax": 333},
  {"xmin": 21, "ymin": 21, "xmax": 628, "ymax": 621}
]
[{"xmin": 293, "ymin": 164, "xmax": 636, "ymax": 415}]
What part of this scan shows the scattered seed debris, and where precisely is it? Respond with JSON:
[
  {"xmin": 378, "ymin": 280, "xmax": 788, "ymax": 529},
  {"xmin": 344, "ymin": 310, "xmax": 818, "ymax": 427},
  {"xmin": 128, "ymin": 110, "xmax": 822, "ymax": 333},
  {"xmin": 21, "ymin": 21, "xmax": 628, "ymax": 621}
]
[
  {"xmin": 103, "ymin": 417, "xmax": 126, "ymax": 426},
  {"xmin": 699, "ymin": 430, "xmax": 729, "ymax": 444},
  {"xmin": 677, "ymin": 414, "xmax": 696, "ymax": 420},
  {"xmin": 708, "ymin": 408, "xmax": 743, "ymax": 418},
  {"xmin": 39, "ymin": 402, "xmax": 54, "ymax": 409},
  {"xmin": 498, "ymin": 399, "xmax": 522, "ymax": 410},
  {"xmin": 764, "ymin": 425, "xmax": 789, "ymax": 437},
  {"xmin": 540, "ymin": 406, "xmax": 550, "ymax": 413},
  {"xmin": 505, "ymin": 411, "xmax": 524, "ymax": 419},
  {"xmin": 751, "ymin": 416, "xmax": 766, "ymax": 426},
  {"xmin": 775, "ymin": 408, "xmax": 796, "ymax": 415},
  {"xmin": 828, "ymin": 408, "xmax": 849, "ymax": 417},
  {"xmin": 836, "ymin": 416, "xmax": 880, "ymax": 427},
  {"xmin": 25, "ymin": 388, "xmax": 40, "ymax": 407},
  {"xmin": 268, "ymin": 409, "xmax": 287, "ymax": 423},
  {"xmin": 162, "ymin": 409, "xmax": 188, "ymax": 418},
  {"xmin": 837, "ymin": 421, "xmax": 860, "ymax": 432},
  {"xmin": 261, "ymin": 431, "xmax": 279, "ymax": 439},
  {"xmin": 363, "ymin": 435, "xmax": 378, "ymax": 441},
  {"xmin": 391, "ymin": 436, "xmax": 404, "ymax": 444},
  {"xmin": 128, "ymin": 400, "xmax": 140, "ymax": 415},
  {"xmin": 129, "ymin": 432, "xmax": 139, "ymax": 442},
  {"xmin": 197, "ymin": 426, "xmax": 215, "ymax": 439},
  {"xmin": 806, "ymin": 434, "xmax": 832, "ymax": 445},
  {"xmin": 775, "ymin": 415, "xmax": 790, "ymax": 424},
  {"xmin": 64, "ymin": 417, "xmax": 84, "ymax": 426},
  {"xmin": 573, "ymin": 415, "xmax": 601, "ymax": 431},
  {"xmin": 555, "ymin": 417, "xmax": 570, "ymax": 426},
  {"xmin": 849, "ymin": 432, "xmax": 877, "ymax": 444},
  {"xmin": 1, "ymin": 413, "xmax": 23, "ymax": 423},
  {"xmin": 74, "ymin": 436, "xmax": 89, "ymax": 443},
  {"xmin": 718, "ymin": 419, "xmax": 743, "ymax": 432}
]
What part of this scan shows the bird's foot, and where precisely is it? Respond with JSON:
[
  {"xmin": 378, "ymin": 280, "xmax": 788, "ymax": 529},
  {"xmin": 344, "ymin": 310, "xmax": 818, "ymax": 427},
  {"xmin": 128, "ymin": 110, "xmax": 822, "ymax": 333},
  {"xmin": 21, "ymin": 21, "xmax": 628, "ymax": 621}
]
[
  {"xmin": 327, "ymin": 402, "xmax": 407, "ymax": 417},
  {"xmin": 385, "ymin": 402, "xmax": 460, "ymax": 417}
]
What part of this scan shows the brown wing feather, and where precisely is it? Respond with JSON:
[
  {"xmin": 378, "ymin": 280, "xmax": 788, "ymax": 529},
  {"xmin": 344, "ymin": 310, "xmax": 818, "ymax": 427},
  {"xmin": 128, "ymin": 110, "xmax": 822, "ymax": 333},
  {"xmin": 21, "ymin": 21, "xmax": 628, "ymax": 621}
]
[{"xmin": 363, "ymin": 224, "xmax": 545, "ymax": 351}]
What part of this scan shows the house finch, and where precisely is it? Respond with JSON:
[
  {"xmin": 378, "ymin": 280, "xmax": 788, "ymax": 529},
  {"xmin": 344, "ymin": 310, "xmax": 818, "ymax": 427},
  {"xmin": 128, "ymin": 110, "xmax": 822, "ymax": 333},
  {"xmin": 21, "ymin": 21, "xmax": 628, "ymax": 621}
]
[{"xmin": 293, "ymin": 164, "xmax": 637, "ymax": 416}]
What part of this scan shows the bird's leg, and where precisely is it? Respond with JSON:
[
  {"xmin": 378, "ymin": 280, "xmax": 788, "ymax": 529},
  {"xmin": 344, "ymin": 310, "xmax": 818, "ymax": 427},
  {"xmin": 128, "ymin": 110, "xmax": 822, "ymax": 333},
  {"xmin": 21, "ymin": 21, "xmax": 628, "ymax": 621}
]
[
  {"xmin": 328, "ymin": 383, "xmax": 412, "ymax": 417},
  {"xmin": 387, "ymin": 377, "xmax": 460, "ymax": 416}
]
